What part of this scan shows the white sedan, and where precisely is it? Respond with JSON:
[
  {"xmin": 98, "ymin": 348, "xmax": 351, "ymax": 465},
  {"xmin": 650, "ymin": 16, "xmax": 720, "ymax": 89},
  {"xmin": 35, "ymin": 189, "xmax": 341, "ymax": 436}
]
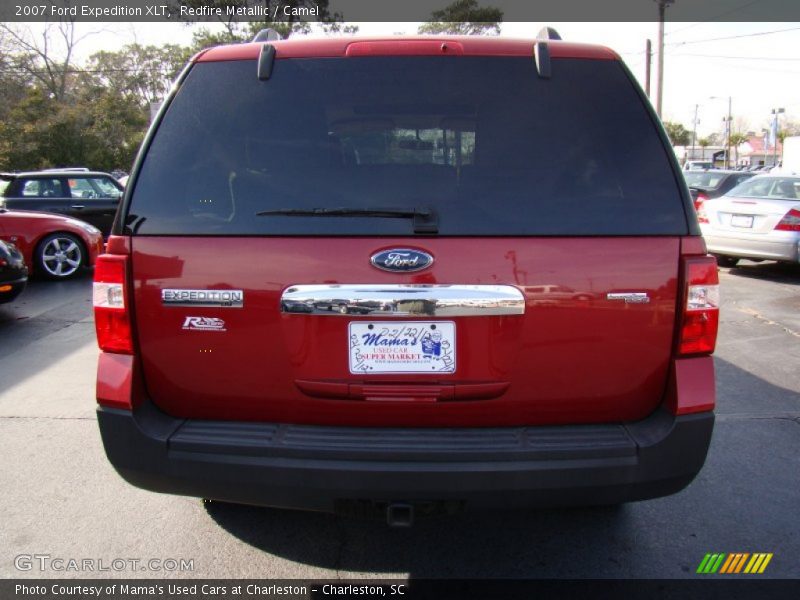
[{"xmin": 698, "ymin": 176, "xmax": 800, "ymax": 267}]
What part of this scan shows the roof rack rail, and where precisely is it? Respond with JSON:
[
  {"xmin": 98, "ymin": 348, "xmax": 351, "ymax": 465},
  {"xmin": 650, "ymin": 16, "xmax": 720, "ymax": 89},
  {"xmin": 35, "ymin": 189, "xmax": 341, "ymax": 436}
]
[
  {"xmin": 534, "ymin": 26, "xmax": 561, "ymax": 79},
  {"xmin": 252, "ymin": 28, "xmax": 282, "ymax": 43}
]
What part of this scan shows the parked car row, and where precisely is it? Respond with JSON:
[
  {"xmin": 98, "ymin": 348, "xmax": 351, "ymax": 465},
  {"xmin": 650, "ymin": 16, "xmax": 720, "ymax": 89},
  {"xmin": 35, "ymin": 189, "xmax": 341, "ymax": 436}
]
[
  {"xmin": 683, "ymin": 161, "xmax": 778, "ymax": 173},
  {"xmin": 0, "ymin": 168, "xmax": 116, "ymax": 305}
]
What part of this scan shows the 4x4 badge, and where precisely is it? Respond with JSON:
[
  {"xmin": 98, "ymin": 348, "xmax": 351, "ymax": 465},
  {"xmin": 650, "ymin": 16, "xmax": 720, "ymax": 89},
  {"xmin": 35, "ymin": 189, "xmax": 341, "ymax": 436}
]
[{"xmin": 370, "ymin": 249, "xmax": 434, "ymax": 273}]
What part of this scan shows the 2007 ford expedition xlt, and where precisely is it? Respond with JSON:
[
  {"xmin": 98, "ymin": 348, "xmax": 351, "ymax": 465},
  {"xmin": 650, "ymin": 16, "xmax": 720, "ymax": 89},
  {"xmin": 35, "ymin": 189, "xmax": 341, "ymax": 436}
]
[{"xmin": 94, "ymin": 30, "xmax": 718, "ymax": 524}]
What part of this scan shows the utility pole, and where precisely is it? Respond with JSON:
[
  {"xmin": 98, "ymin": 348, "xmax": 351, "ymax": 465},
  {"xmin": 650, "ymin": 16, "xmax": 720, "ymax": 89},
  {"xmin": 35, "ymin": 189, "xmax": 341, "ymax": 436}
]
[
  {"xmin": 710, "ymin": 96, "xmax": 732, "ymax": 168},
  {"xmin": 645, "ymin": 39, "xmax": 652, "ymax": 97},
  {"xmin": 691, "ymin": 104, "xmax": 698, "ymax": 160},
  {"xmin": 654, "ymin": 0, "xmax": 675, "ymax": 118}
]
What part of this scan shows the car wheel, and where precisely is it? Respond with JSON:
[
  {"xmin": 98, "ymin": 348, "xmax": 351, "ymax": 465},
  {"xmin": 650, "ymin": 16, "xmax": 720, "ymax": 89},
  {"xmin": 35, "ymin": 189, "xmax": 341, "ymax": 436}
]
[
  {"xmin": 715, "ymin": 255, "xmax": 739, "ymax": 268},
  {"xmin": 36, "ymin": 233, "xmax": 85, "ymax": 279}
]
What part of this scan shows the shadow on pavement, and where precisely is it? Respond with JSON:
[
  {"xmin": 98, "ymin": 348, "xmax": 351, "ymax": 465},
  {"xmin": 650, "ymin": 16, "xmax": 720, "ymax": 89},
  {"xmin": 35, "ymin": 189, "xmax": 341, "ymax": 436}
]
[
  {"xmin": 725, "ymin": 260, "xmax": 800, "ymax": 284},
  {"xmin": 204, "ymin": 501, "xmax": 629, "ymax": 577},
  {"xmin": 0, "ymin": 269, "xmax": 95, "ymax": 389}
]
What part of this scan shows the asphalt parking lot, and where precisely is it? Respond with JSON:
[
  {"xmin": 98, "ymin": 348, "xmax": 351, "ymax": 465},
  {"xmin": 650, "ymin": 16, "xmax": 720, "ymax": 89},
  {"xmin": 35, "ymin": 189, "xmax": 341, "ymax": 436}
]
[{"xmin": 0, "ymin": 262, "xmax": 798, "ymax": 580}]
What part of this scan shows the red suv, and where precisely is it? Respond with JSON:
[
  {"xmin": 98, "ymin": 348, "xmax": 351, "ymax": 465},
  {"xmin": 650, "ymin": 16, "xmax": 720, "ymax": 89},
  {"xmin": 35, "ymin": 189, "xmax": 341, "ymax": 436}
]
[{"xmin": 93, "ymin": 31, "xmax": 718, "ymax": 524}]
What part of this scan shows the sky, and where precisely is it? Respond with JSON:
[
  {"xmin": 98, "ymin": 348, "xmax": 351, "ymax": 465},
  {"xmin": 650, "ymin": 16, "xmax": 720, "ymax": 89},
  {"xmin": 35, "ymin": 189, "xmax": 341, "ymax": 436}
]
[{"xmin": 10, "ymin": 20, "xmax": 800, "ymax": 139}]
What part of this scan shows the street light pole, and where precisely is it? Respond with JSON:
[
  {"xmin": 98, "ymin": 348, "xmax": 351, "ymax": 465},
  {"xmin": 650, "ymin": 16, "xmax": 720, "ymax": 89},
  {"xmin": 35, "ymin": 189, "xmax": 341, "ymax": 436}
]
[
  {"xmin": 726, "ymin": 96, "xmax": 732, "ymax": 168},
  {"xmin": 771, "ymin": 107, "xmax": 785, "ymax": 167}
]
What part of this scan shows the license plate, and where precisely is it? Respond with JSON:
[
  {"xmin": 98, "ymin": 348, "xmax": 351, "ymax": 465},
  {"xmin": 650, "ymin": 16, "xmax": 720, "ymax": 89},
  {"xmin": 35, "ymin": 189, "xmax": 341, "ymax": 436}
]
[
  {"xmin": 349, "ymin": 321, "xmax": 456, "ymax": 374},
  {"xmin": 731, "ymin": 214, "xmax": 754, "ymax": 228}
]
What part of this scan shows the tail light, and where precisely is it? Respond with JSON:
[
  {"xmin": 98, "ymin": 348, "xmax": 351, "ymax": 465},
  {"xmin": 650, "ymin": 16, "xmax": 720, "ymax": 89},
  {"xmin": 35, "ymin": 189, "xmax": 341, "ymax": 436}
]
[
  {"xmin": 678, "ymin": 256, "xmax": 719, "ymax": 356},
  {"xmin": 694, "ymin": 193, "xmax": 709, "ymax": 224},
  {"xmin": 774, "ymin": 208, "xmax": 800, "ymax": 231},
  {"xmin": 93, "ymin": 254, "xmax": 133, "ymax": 354}
]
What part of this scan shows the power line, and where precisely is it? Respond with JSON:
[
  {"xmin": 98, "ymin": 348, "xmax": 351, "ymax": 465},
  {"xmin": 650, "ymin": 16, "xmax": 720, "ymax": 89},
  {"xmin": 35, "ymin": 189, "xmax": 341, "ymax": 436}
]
[
  {"xmin": 667, "ymin": 25, "xmax": 800, "ymax": 47},
  {"xmin": 665, "ymin": 0, "xmax": 765, "ymax": 36},
  {"xmin": 671, "ymin": 53, "xmax": 800, "ymax": 61}
]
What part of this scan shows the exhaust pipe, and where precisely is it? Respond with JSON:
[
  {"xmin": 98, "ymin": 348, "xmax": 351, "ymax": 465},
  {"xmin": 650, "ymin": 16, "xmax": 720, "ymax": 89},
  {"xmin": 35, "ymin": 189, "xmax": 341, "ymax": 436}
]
[{"xmin": 386, "ymin": 503, "xmax": 414, "ymax": 527}]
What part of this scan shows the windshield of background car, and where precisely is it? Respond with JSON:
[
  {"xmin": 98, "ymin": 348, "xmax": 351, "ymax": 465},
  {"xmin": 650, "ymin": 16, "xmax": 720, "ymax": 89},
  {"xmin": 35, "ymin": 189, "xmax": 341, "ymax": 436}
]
[
  {"xmin": 126, "ymin": 56, "xmax": 687, "ymax": 236},
  {"xmin": 684, "ymin": 172, "xmax": 726, "ymax": 187},
  {"xmin": 727, "ymin": 177, "xmax": 800, "ymax": 200}
]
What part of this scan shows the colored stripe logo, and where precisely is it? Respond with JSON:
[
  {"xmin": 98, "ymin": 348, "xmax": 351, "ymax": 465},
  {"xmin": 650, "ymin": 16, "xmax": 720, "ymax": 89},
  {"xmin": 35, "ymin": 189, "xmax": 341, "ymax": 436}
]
[{"xmin": 697, "ymin": 553, "xmax": 773, "ymax": 574}]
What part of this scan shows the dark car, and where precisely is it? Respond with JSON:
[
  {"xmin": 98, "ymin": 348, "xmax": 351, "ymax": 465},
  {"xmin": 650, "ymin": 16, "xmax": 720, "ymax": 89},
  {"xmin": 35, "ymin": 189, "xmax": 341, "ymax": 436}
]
[
  {"xmin": 684, "ymin": 170, "xmax": 755, "ymax": 206},
  {"xmin": 94, "ymin": 30, "xmax": 718, "ymax": 522},
  {"xmin": 0, "ymin": 170, "xmax": 123, "ymax": 237},
  {"xmin": 0, "ymin": 239, "xmax": 27, "ymax": 303}
]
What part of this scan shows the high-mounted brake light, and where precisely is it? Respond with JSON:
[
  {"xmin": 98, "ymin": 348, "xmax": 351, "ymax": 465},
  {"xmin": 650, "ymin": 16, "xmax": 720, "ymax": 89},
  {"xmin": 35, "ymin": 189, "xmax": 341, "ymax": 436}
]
[
  {"xmin": 93, "ymin": 254, "xmax": 133, "ymax": 354},
  {"xmin": 774, "ymin": 207, "xmax": 800, "ymax": 231},
  {"xmin": 679, "ymin": 256, "xmax": 719, "ymax": 356}
]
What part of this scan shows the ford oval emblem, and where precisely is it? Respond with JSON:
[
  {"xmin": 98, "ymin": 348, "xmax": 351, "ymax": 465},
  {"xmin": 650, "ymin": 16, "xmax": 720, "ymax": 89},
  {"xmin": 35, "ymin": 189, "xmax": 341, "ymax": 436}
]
[{"xmin": 370, "ymin": 248, "xmax": 434, "ymax": 273}]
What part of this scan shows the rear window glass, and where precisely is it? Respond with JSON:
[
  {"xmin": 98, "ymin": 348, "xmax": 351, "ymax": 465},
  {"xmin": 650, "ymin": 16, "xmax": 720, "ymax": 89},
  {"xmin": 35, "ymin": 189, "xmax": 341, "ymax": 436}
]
[
  {"xmin": 684, "ymin": 172, "xmax": 726, "ymax": 188},
  {"xmin": 729, "ymin": 177, "xmax": 800, "ymax": 200},
  {"xmin": 127, "ymin": 56, "xmax": 687, "ymax": 236}
]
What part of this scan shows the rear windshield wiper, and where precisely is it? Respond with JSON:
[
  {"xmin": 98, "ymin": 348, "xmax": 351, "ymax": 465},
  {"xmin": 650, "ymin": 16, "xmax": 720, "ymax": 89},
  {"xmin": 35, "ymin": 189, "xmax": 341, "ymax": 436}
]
[{"xmin": 256, "ymin": 206, "xmax": 438, "ymax": 234}]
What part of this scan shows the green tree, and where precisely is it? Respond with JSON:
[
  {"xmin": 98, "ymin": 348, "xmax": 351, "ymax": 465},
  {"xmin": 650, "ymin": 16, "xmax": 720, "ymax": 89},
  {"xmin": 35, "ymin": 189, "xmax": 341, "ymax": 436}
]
[
  {"xmin": 728, "ymin": 131, "xmax": 748, "ymax": 165},
  {"xmin": 1, "ymin": 84, "xmax": 147, "ymax": 172},
  {"xmin": 418, "ymin": 0, "xmax": 503, "ymax": 35},
  {"xmin": 85, "ymin": 44, "xmax": 191, "ymax": 107},
  {"xmin": 777, "ymin": 120, "xmax": 799, "ymax": 145},
  {"xmin": 663, "ymin": 121, "xmax": 691, "ymax": 146},
  {"xmin": 697, "ymin": 137, "xmax": 711, "ymax": 160}
]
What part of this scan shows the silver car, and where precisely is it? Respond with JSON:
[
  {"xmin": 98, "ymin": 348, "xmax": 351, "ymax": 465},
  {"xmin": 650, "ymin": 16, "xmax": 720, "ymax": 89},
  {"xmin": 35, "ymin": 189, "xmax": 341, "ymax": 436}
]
[{"xmin": 699, "ymin": 176, "xmax": 800, "ymax": 267}]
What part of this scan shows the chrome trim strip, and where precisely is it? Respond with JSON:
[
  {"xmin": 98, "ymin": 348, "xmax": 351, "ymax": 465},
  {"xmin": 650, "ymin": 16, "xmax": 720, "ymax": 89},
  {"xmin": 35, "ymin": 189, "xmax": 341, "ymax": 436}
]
[
  {"xmin": 281, "ymin": 284, "xmax": 524, "ymax": 317},
  {"xmin": 606, "ymin": 292, "xmax": 650, "ymax": 304},
  {"xmin": 162, "ymin": 289, "xmax": 244, "ymax": 308}
]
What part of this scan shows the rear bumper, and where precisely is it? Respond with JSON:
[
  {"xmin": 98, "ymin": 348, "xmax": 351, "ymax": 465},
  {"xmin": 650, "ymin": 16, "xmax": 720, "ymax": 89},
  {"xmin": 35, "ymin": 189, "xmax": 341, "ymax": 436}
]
[
  {"xmin": 703, "ymin": 230, "xmax": 800, "ymax": 262},
  {"xmin": 97, "ymin": 398, "xmax": 714, "ymax": 512}
]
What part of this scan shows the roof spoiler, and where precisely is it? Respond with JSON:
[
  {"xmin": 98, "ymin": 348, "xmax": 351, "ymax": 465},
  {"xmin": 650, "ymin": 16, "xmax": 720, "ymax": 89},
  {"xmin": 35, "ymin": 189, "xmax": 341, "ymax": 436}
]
[{"xmin": 534, "ymin": 26, "xmax": 561, "ymax": 79}]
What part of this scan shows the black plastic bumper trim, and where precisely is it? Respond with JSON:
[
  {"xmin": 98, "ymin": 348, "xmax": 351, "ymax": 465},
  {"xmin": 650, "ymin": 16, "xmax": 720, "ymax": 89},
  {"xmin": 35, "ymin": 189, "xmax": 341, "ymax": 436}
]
[{"xmin": 96, "ymin": 398, "xmax": 714, "ymax": 512}]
